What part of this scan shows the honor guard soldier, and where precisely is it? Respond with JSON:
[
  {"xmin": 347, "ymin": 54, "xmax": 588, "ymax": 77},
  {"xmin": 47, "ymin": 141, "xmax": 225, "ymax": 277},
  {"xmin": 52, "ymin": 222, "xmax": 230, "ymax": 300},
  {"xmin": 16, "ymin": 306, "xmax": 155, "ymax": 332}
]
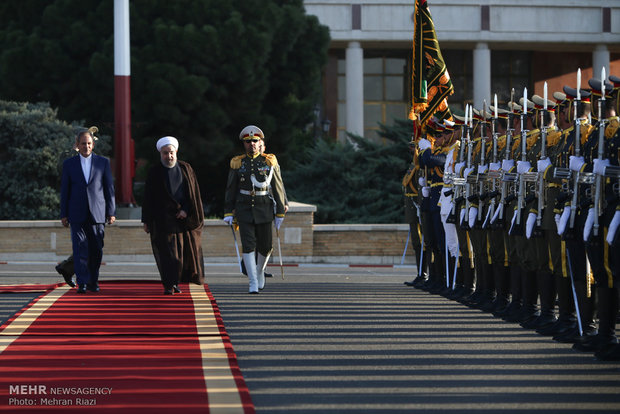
[
  {"xmin": 224, "ymin": 125, "xmax": 287, "ymax": 294},
  {"xmin": 554, "ymin": 85, "xmax": 596, "ymax": 343},
  {"xmin": 571, "ymin": 75, "xmax": 619, "ymax": 356},
  {"xmin": 403, "ymin": 136, "xmax": 426, "ymax": 288}
]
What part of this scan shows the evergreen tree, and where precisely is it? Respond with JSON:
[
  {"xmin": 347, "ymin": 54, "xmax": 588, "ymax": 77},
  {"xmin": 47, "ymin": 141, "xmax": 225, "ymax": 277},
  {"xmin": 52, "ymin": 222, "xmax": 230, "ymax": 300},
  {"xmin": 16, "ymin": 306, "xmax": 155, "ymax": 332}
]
[
  {"xmin": 286, "ymin": 119, "xmax": 414, "ymax": 224},
  {"xmin": 0, "ymin": 0, "xmax": 329, "ymax": 215}
]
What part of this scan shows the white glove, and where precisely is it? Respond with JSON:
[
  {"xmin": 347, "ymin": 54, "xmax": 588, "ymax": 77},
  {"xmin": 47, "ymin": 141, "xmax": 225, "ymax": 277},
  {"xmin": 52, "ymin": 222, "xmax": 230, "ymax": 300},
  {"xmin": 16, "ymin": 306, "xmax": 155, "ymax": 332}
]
[
  {"xmin": 489, "ymin": 162, "xmax": 500, "ymax": 171},
  {"xmin": 491, "ymin": 203, "xmax": 503, "ymax": 224},
  {"xmin": 418, "ymin": 176, "xmax": 427, "ymax": 187},
  {"xmin": 223, "ymin": 216, "xmax": 234, "ymax": 226},
  {"xmin": 454, "ymin": 162, "xmax": 465, "ymax": 176},
  {"xmin": 607, "ymin": 210, "xmax": 620, "ymax": 245},
  {"xmin": 526, "ymin": 212, "xmax": 537, "ymax": 239},
  {"xmin": 554, "ymin": 213, "xmax": 561, "ymax": 232},
  {"xmin": 583, "ymin": 208, "xmax": 595, "ymax": 242},
  {"xmin": 501, "ymin": 159, "xmax": 515, "ymax": 171},
  {"xmin": 418, "ymin": 138, "xmax": 431, "ymax": 151},
  {"xmin": 459, "ymin": 207, "xmax": 466, "ymax": 226},
  {"xmin": 569, "ymin": 155, "xmax": 585, "ymax": 172},
  {"xmin": 557, "ymin": 205, "xmax": 571, "ymax": 235},
  {"xmin": 463, "ymin": 167, "xmax": 474, "ymax": 179},
  {"xmin": 509, "ymin": 209, "xmax": 519, "ymax": 235},
  {"xmin": 517, "ymin": 161, "xmax": 531, "ymax": 174},
  {"xmin": 477, "ymin": 164, "xmax": 488, "ymax": 174},
  {"xmin": 421, "ymin": 186, "xmax": 430, "ymax": 198},
  {"xmin": 275, "ymin": 216, "xmax": 284, "ymax": 230},
  {"xmin": 537, "ymin": 158, "xmax": 551, "ymax": 173},
  {"xmin": 468, "ymin": 207, "xmax": 478, "ymax": 228},
  {"xmin": 482, "ymin": 206, "xmax": 494, "ymax": 228},
  {"xmin": 593, "ymin": 158, "xmax": 610, "ymax": 176}
]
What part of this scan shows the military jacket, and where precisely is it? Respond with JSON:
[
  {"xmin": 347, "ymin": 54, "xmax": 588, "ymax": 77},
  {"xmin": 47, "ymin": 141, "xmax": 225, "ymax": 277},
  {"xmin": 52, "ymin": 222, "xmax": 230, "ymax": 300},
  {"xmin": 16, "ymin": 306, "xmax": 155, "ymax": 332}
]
[{"xmin": 225, "ymin": 152, "xmax": 286, "ymax": 224}]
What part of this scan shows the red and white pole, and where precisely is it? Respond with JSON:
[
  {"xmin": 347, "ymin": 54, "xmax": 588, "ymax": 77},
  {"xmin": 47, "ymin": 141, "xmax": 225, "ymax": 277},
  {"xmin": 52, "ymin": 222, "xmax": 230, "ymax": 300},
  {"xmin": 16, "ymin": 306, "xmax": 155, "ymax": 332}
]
[{"xmin": 114, "ymin": 0, "xmax": 134, "ymax": 205}]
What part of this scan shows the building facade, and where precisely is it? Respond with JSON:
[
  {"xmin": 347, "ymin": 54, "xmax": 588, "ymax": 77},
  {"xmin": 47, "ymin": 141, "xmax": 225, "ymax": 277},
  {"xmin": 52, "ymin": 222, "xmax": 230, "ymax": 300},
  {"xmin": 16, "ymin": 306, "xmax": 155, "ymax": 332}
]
[{"xmin": 304, "ymin": 0, "xmax": 620, "ymax": 142}]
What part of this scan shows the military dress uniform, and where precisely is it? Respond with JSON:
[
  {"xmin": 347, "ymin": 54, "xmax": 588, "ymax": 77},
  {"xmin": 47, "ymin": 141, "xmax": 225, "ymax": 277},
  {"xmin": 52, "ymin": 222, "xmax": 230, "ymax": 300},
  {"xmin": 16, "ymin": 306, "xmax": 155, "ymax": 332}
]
[
  {"xmin": 224, "ymin": 125, "xmax": 287, "ymax": 293},
  {"xmin": 402, "ymin": 140, "xmax": 426, "ymax": 287}
]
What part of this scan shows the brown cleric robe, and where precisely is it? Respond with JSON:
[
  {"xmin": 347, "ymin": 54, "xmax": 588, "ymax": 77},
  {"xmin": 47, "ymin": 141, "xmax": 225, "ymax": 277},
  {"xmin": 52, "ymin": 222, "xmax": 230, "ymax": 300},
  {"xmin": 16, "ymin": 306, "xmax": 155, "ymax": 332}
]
[{"xmin": 141, "ymin": 160, "xmax": 205, "ymax": 288}]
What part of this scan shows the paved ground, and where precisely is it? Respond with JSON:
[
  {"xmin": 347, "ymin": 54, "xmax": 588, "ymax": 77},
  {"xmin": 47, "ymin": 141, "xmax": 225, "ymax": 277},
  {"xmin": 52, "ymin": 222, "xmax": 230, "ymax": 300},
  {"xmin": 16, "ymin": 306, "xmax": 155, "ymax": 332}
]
[{"xmin": 2, "ymin": 262, "xmax": 620, "ymax": 413}]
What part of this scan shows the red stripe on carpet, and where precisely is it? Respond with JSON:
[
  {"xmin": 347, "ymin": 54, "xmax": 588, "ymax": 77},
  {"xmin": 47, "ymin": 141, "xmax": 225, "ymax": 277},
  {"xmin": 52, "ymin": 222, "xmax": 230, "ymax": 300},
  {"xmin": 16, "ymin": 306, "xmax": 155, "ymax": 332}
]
[{"xmin": 0, "ymin": 281, "xmax": 254, "ymax": 413}]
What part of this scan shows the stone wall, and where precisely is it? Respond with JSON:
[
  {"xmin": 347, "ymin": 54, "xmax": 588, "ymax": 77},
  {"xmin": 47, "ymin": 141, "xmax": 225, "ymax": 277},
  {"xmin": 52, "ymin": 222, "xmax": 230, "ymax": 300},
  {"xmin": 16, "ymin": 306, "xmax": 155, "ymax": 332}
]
[{"xmin": 0, "ymin": 201, "xmax": 414, "ymax": 265}]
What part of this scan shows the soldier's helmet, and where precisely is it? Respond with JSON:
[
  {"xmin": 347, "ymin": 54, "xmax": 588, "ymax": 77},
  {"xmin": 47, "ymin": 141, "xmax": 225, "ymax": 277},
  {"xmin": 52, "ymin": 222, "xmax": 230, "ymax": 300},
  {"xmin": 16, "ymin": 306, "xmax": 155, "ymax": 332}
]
[{"xmin": 239, "ymin": 125, "xmax": 265, "ymax": 140}]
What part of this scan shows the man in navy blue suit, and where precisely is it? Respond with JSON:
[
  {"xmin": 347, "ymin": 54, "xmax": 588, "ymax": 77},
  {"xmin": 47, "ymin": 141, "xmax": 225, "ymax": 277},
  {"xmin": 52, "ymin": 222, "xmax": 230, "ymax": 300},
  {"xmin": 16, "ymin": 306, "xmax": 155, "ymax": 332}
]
[{"xmin": 60, "ymin": 128, "xmax": 116, "ymax": 293}]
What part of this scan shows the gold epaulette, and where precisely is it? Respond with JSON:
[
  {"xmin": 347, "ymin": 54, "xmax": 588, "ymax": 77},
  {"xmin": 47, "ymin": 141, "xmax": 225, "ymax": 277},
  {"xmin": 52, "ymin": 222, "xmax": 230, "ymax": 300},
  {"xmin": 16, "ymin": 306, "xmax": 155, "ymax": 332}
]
[
  {"xmin": 606, "ymin": 117, "xmax": 619, "ymax": 139},
  {"xmin": 546, "ymin": 129, "xmax": 562, "ymax": 148},
  {"xmin": 263, "ymin": 153, "xmax": 278, "ymax": 167},
  {"xmin": 526, "ymin": 130, "xmax": 539, "ymax": 150},
  {"xmin": 581, "ymin": 124, "xmax": 595, "ymax": 145},
  {"xmin": 230, "ymin": 154, "xmax": 246, "ymax": 169}
]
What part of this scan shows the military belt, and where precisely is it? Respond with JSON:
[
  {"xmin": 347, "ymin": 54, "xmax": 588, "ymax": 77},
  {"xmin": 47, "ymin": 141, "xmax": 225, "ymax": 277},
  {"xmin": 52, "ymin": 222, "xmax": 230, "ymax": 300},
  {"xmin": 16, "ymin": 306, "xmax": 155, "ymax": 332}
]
[{"xmin": 240, "ymin": 189, "xmax": 268, "ymax": 196}]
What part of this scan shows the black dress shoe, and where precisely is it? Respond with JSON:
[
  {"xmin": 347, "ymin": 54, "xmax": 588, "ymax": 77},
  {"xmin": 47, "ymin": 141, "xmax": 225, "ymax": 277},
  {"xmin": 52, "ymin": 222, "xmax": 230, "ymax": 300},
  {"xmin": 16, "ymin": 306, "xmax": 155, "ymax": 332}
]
[
  {"xmin": 173, "ymin": 285, "xmax": 182, "ymax": 293},
  {"xmin": 55, "ymin": 264, "xmax": 75, "ymax": 287},
  {"xmin": 164, "ymin": 289, "xmax": 173, "ymax": 295},
  {"xmin": 265, "ymin": 272, "xmax": 273, "ymax": 278},
  {"xmin": 77, "ymin": 285, "xmax": 87, "ymax": 294},
  {"xmin": 87, "ymin": 284, "xmax": 100, "ymax": 293}
]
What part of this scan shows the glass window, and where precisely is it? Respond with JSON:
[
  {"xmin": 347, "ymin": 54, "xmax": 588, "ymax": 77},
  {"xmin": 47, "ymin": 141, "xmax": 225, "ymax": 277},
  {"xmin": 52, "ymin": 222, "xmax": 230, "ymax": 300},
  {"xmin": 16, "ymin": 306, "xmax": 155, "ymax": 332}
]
[
  {"xmin": 364, "ymin": 76, "xmax": 383, "ymax": 101},
  {"xmin": 385, "ymin": 58, "xmax": 406, "ymax": 75},
  {"xmin": 385, "ymin": 76, "xmax": 404, "ymax": 101},
  {"xmin": 364, "ymin": 103, "xmax": 382, "ymax": 128},
  {"xmin": 364, "ymin": 57, "xmax": 383, "ymax": 74}
]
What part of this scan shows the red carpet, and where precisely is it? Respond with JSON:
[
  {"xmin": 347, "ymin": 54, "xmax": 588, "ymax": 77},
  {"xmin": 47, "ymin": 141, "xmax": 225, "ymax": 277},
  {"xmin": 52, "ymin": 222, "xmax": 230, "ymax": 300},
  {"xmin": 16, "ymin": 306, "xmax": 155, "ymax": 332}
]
[{"xmin": 0, "ymin": 281, "xmax": 254, "ymax": 413}]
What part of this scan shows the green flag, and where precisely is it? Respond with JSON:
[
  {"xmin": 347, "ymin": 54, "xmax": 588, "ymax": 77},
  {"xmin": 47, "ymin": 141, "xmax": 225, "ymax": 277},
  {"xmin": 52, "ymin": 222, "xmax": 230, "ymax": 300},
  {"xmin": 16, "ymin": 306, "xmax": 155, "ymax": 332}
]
[{"xmin": 410, "ymin": 0, "xmax": 453, "ymax": 130}]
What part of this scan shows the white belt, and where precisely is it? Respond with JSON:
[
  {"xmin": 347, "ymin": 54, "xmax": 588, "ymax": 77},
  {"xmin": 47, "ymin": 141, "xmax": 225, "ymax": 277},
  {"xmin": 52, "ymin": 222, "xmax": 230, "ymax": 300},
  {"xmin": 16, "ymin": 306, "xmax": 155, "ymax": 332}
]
[{"xmin": 240, "ymin": 189, "xmax": 268, "ymax": 196}]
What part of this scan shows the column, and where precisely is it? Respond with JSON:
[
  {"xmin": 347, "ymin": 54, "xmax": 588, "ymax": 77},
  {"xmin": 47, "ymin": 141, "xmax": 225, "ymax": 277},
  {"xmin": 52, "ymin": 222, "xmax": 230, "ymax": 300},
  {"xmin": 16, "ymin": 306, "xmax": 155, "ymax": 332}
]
[
  {"xmin": 473, "ymin": 42, "xmax": 491, "ymax": 111},
  {"xmin": 345, "ymin": 41, "xmax": 364, "ymax": 141},
  {"xmin": 592, "ymin": 45, "xmax": 610, "ymax": 81}
]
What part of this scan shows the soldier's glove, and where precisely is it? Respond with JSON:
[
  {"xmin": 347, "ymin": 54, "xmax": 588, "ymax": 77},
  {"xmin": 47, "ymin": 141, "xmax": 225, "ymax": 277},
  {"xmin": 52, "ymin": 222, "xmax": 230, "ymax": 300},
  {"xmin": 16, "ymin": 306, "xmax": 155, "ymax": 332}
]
[
  {"xmin": 508, "ymin": 208, "xmax": 519, "ymax": 235},
  {"xmin": 418, "ymin": 138, "xmax": 432, "ymax": 151},
  {"xmin": 537, "ymin": 158, "xmax": 551, "ymax": 173},
  {"xmin": 554, "ymin": 213, "xmax": 561, "ymax": 232},
  {"xmin": 501, "ymin": 159, "xmax": 515, "ymax": 171},
  {"xmin": 593, "ymin": 158, "xmax": 610, "ymax": 176},
  {"xmin": 489, "ymin": 162, "xmax": 500, "ymax": 171},
  {"xmin": 517, "ymin": 160, "xmax": 531, "ymax": 174},
  {"xmin": 468, "ymin": 207, "xmax": 478, "ymax": 228},
  {"xmin": 583, "ymin": 207, "xmax": 595, "ymax": 242},
  {"xmin": 421, "ymin": 186, "xmax": 430, "ymax": 198},
  {"xmin": 557, "ymin": 205, "xmax": 571, "ymax": 235},
  {"xmin": 454, "ymin": 162, "xmax": 465, "ymax": 176},
  {"xmin": 463, "ymin": 167, "xmax": 474, "ymax": 179},
  {"xmin": 418, "ymin": 177, "xmax": 427, "ymax": 187},
  {"xmin": 490, "ymin": 203, "xmax": 503, "ymax": 225},
  {"xmin": 606, "ymin": 210, "xmax": 620, "ymax": 246},
  {"xmin": 569, "ymin": 155, "xmax": 585, "ymax": 172},
  {"xmin": 275, "ymin": 217, "xmax": 284, "ymax": 230},
  {"xmin": 526, "ymin": 212, "xmax": 537, "ymax": 239},
  {"xmin": 223, "ymin": 216, "xmax": 234, "ymax": 226},
  {"xmin": 477, "ymin": 164, "xmax": 488, "ymax": 174},
  {"xmin": 459, "ymin": 207, "xmax": 467, "ymax": 226}
]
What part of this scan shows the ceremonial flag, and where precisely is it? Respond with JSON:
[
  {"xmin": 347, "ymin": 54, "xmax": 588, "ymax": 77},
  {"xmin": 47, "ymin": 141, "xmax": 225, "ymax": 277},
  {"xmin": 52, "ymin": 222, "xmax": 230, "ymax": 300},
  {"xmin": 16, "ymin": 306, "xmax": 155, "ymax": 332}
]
[{"xmin": 410, "ymin": 0, "xmax": 453, "ymax": 131}]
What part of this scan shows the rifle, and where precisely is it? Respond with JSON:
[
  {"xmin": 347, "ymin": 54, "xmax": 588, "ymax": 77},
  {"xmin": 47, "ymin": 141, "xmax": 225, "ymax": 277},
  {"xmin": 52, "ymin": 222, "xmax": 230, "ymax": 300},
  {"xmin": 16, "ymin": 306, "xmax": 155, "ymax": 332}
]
[
  {"xmin": 569, "ymin": 69, "xmax": 582, "ymax": 230},
  {"xmin": 486, "ymin": 95, "xmax": 501, "ymax": 227},
  {"xmin": 593, "ymin": 67, "xmax": 606, "ymax": 236},
  {"xmin": 515, "ymin": 87, "xmax": 529, "ymax": 228},
  {"xmin": 464, "ymin": 104, "xmax": 473, "ymax": 229},
  {"xmin": 477, "ymin": 100, "xmax": 488, "ymax": 224},
  {"xmin": 499, "ymin": 89, "xmax": 516, "ymax": 222},
  {"xmin": 447, "ymin": 117, "xmax": 468, "ymax": 224},
  {"xmin": 536, "ymin": 83, "xmax": 549, "ymax": 229}
]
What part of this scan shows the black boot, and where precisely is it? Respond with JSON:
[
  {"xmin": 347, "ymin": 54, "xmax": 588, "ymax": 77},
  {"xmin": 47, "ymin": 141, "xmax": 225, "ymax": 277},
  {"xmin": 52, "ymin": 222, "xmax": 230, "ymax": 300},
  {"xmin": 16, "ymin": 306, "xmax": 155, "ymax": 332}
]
[
  {"xmin": 574, "ymin": 286, "xmax": 618, "ymax": 352},
  {"xmin": 519, "ymin": 270, "xmax": 541, "ymax": 328},
  {"xmin": 501, "ymin": 265, "xmax": 524, "ymax": 321},
  {"xmin": 539, "ymin": 274, "xmax": 575, "ymax": 335},
  {"xmin": 491, "ymin": 265, "xmax": 511, "ymax": 315},
  {"xmin": 531, "ymin": 270, "xmax": 557, "ymax": 330},
  {"xmin": 405, "ymin": 245, "xmax": 425, "ymax": 286}
]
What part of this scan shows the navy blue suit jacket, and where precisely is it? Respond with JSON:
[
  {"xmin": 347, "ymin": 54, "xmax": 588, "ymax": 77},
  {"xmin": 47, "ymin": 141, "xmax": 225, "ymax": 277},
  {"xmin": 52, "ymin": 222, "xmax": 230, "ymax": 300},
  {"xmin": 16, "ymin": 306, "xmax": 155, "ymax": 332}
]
[{"xmin": 60, "ymin": 154, "xmax": 116, "ymax": 224}]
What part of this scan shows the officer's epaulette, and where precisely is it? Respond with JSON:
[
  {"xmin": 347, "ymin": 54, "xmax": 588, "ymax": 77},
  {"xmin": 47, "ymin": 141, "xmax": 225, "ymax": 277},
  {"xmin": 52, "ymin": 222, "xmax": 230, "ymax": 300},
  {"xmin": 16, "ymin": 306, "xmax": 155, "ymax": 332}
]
[
  {"xmin": 526, "ymin": 130, "xmax": 539, "ymax": 150},
  {"xmin": 606, "ymin": 117, "xmax": 619, "ymax": 139},
  {"xmin": 581, "ymin": 123, "xmax": 595, "ymax": 145},
  {"xmin": 230, "ymin": 154, "xmax": 246, "ymax": 169},
  {"xmin": 546, "ymin": 129, "xmax": 562, "ymax": 148},
  {"xmin": 263, "ymin": 153, "xmax": 278, "ymax": 167}
]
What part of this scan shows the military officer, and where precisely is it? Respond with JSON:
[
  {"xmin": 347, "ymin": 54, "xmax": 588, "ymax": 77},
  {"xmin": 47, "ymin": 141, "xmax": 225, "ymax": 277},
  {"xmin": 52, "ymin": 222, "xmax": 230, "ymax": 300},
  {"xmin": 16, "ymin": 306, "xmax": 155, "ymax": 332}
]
[{"xmin": 224, "ymin": 125, "xmax": 287, "ymax": 293}]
